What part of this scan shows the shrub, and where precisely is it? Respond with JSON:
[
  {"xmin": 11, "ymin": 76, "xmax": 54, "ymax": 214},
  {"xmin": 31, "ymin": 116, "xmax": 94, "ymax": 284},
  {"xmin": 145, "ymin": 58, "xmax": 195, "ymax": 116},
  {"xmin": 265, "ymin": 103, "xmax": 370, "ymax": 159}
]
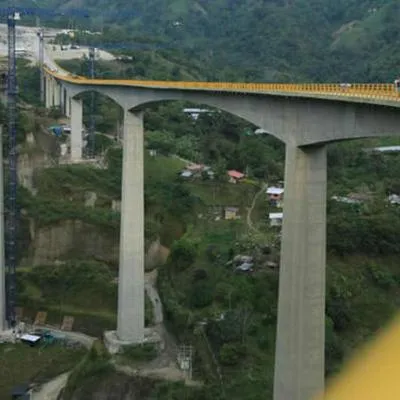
[
  {"xmin": 219, "ymin": 343, "xmax": 246, "ymax": 366},
  {"xmin": 122, "ymin": 343, "xmax": 158, "ymax": 361}
]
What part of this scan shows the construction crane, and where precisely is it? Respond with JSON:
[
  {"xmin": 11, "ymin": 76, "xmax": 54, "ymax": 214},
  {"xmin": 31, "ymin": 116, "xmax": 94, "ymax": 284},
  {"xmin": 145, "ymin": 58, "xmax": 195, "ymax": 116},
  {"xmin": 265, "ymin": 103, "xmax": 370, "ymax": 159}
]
[
  {"xmin": 5, "ymin": 8, "xmax": 19, "ymax": 328},
  {"xmin": 0, "ymin": 5, "xmax": 89, "ymax": 328}
]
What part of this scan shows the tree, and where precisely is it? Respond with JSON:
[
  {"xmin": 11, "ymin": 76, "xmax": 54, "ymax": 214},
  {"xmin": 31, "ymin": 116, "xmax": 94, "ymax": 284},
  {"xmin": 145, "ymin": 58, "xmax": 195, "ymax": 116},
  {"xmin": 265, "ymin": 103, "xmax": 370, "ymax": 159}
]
[
  {"xmin": 169, "ymin": 237, "xmax": 197, "ymax": 270},
  {"xmin": 145, "ymin": 130, "xmax": 176, "ymax": 155},
  {"xmin": 219, "ymin": 342, "xmax": 246, "ymax": 366}
]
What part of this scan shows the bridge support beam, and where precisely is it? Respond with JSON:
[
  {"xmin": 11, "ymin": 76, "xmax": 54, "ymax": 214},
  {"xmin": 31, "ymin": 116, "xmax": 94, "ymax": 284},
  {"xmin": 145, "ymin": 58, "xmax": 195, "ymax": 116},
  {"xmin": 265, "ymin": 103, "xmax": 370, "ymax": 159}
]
[
  {"xmin": 70, "ymin": 98, "xmax": 83, "ymax": 162},
  {"xmin": 117, "ymin": 109, "xmax": 145, "ymax": 343},
  {"xmin": 273, "ymin": 144, "xmax": 327, "ymax": 400}
]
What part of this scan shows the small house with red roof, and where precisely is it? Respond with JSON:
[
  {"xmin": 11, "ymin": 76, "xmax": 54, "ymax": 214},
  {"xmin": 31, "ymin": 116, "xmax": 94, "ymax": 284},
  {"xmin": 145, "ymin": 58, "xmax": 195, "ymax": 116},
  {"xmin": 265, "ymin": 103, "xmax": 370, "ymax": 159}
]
[{"xmin": 227, "ymin": 170, "xmax": 245, "ymax": 183}]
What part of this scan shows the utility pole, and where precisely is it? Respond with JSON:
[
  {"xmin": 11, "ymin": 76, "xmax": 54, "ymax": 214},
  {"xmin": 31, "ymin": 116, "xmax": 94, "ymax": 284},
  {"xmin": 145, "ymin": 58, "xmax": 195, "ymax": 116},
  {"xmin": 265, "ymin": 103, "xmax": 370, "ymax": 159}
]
[
  {"xmin": 88, "ymin": 46, "xmax": 95, "ymax": 158},
  {"xmin": 37, "ymin": 29, "xmax": 44, "ymax": 104}
]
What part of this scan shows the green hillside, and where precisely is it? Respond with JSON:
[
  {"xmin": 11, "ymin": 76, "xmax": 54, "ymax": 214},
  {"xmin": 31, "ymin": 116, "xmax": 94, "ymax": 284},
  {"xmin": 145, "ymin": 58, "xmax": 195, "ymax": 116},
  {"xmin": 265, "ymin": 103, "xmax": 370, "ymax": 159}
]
[{"xmin": 8, "ymin": 0, "xmax": 400, "ymax": 82}]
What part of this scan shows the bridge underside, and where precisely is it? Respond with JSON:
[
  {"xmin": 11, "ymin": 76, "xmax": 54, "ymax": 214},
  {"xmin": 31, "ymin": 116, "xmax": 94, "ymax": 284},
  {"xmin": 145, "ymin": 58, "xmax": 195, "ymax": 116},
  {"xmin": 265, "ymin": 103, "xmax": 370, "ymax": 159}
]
[{"xmin": 60, "ymin": 80, "xmax": 400, "ymax": 146}]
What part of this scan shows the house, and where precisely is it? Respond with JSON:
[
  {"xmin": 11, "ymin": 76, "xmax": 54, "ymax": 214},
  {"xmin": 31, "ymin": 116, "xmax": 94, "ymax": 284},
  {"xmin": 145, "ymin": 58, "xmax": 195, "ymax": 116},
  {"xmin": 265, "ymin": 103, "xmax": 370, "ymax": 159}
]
[
  {"xmin": 266, "ymin": 186, "xmax": 284, "ymax": 206},
  {"xmin": 388, "ymin": 194, "xmax": 400, "ymax": 205},
  {"xmin": 269, "ymin": 212, "xmax": 283, "ymax": 227},
  {"xmin": 369, "ymin": 146, "xmax": 400, "ymax": 153},
  {"xmin": 227, "ymin": 170, "xmax": 245, "ymax": 183},
  {"xmin": 331, "ymin": 192, "xmax": 371, "ymax": 205},
  {"xmin": 183, "ymin": 108, "xmax": 213, "ymax": 120},
  {"xmin": 180, "ymin": 170, "xmax": 193, "ymax": 178},
  {"xmin": 224, "ymin": 207, "xmax": 239, "ymax": 220},
  {"xmin": 148, "ymin": 149, "xmax": 157, "ymax": 156},
  {"xmin": 235, "ymin": 262, "xmax": 254, "ymax": 272},
  {"xmin": 331, "ymin": 195, "xmax": 362, "ymax": 205},
  {"xmin": 186, "ymin": 163, "xmax": 204, "ymax": 175}
]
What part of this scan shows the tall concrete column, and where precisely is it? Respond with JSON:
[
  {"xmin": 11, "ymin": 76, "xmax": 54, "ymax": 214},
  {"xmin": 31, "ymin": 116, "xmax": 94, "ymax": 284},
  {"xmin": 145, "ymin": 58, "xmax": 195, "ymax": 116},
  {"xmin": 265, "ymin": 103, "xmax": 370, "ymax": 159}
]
[
  {"xmin": 117, "ymin": 109, "xmax": 145, "ymax": 343},
  {"xmin": 53, "ymin": 83, "xmax": 61, "ymax": 107},
  {"xmin": 48, "ymin": 78, "xmax": 53, "ymax": 107},
  {"xmin": 0, "ymin": 126, "xmax": 5, "ymax": 331},
  {"xmin": 65, "ymin": 94, "xmax": 71, "ymax": 117},
  {"xmin": 273, "ymin": 144, "xmax": 327, "ymax": 400},
  {"xmin": 45, "ymin": 76, "xmax": 51, "ymax": 109},
  {"xmin": 70, "ymin": 98, "xmax": 83, "ymax": 162},
  {"xmin": 50, "ymin": 79, "xmax": 55, "ymax": 107},
  {"xmin": 60, "ymin": 86, "xmax": 65, "ymax": 114}
]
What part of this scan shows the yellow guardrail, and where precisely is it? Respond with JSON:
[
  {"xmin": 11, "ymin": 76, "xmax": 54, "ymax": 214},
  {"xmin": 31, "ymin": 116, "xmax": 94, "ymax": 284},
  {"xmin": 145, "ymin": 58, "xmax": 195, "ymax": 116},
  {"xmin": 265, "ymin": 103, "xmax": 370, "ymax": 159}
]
[{"xmin": 44, "ymin": 67, "xmax": 400, "ymax": 103}]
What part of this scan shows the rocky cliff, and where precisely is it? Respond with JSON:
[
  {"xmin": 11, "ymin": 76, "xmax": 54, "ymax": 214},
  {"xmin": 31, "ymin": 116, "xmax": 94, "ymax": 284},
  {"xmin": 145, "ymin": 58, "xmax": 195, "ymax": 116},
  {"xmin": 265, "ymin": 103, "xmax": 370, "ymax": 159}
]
[
  {"xmin": 20, "ymin": 218, "xmax": 169, "ymax": 268},
  {"xmin": 17, "ymin": 129, "xmax": 170, "ymax": 269}
]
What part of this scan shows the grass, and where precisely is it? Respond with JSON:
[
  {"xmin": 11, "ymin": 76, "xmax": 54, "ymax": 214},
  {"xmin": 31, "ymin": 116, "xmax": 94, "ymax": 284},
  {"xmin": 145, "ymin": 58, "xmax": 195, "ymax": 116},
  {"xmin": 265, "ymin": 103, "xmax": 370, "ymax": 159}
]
[
  {"xmin": 0, "ymin": 343, "xmax": 86, "ymax": 399},
  {"xmin": 119, "ymin": 343, "xmax": 158, "ymax": 363},
  {"xmin": 16, "ymin": 264, "xmax": 155, "ymax": 337},
  {"xmin": 185, "ymin": 181, "xmax": 258, "ymax": 209},
  {"xmin": 144, "ymin": 153, "xmax": 186, "ymax": 181},
  {"xmin": 19, "ymin": 294, "xmax": 155, "ymax": 338}
]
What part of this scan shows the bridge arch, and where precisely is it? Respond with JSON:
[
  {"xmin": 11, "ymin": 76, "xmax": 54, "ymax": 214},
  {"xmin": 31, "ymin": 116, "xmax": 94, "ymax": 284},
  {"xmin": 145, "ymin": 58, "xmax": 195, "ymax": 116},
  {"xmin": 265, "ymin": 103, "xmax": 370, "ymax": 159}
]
[
  {"xmin": 126, "ymin": 91, "xmax": 400, "ymax": 146},
  {"xmin": 126, "ymin": 91, "xmax": 288, "ymax": 143},
  {"xmin": 63, "ymin": 85, "xmax": 128, "ymax": 110}
]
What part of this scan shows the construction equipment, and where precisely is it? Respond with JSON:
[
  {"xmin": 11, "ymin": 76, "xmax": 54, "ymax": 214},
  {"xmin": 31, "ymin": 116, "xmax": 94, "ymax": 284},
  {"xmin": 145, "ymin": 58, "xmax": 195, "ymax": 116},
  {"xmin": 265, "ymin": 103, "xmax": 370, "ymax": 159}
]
[
  {"xmin": 1, "ymin": 5, "xmax": 89, "ymax": 328},
  {"xmin": 5, "ymin": 8, "xmax": 19, "ymax": 328}
]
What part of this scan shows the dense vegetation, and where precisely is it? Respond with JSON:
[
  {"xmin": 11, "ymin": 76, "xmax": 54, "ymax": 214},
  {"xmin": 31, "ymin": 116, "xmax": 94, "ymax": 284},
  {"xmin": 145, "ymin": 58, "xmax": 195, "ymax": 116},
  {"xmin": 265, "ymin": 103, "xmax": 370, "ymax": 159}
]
[
  {"xmin": 0, "ymin": 342, "xmax": 86, "ymax": 399},
  {"xmin": 9, "ymin": 0, "xmax": 400, "ymax": 82}
]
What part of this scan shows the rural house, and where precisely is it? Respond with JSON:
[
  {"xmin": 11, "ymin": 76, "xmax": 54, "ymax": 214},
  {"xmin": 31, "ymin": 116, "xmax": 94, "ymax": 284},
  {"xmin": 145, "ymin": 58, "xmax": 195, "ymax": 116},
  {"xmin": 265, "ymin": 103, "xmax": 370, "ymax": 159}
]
[
  {"xmin": 266, "ymin": 186, "xmax": 284, "ymax": 207},
  {"xmin": 228, "ymin": 170, "xmax": 245, "ymax": 183}
]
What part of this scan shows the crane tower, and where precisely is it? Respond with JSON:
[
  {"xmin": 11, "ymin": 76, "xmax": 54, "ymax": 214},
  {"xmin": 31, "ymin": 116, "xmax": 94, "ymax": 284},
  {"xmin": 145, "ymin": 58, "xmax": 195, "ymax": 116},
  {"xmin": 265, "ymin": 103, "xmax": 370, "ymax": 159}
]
[{"xmin": 6, "ymin": 9, "xmax": 20, "ymax": 328}]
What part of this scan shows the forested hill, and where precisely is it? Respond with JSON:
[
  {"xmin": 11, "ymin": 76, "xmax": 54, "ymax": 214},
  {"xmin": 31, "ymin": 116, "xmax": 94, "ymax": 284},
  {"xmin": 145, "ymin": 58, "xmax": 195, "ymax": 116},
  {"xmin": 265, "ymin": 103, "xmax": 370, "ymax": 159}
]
[{"xmin": 11, "ymin": 0, "xmax": 400, "ymax": 82}]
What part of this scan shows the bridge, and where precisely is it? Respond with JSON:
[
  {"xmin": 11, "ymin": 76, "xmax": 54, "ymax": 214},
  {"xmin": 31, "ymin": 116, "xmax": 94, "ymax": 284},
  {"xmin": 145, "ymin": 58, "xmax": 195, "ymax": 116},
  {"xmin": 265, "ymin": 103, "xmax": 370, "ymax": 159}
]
[{"xmin": 42, "ymin": 63, "xmax": 400, "ymax": 400}]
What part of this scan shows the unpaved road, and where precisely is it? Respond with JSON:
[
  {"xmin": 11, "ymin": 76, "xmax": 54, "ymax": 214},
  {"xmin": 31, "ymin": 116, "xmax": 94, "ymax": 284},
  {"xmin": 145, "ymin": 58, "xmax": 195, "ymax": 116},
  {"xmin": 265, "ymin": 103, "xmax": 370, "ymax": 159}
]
[
  {"xmin": 247, "ymin": 184, "xmax": 266, "ymax": 232},
  {"xmin": 31, "ymin": 372, "xmax": 69, "ymax": 400},
  {"xmin": 145, "ymin": 270, "xmax": 163, "ymax": 324}
]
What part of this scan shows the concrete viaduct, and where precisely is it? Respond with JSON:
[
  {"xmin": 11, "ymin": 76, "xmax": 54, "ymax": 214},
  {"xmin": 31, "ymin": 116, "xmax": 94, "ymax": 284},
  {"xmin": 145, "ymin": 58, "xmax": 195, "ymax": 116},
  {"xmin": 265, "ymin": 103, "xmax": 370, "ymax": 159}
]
[{"xmin": 43, "ymin": 67, "xmax": 400, "ymax": 400}]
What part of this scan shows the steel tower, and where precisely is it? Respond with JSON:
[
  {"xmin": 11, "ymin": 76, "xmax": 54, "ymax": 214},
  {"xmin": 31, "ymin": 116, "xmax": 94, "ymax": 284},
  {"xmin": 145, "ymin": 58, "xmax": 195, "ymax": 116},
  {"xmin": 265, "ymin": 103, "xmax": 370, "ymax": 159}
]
[{"xmin": 6, "ymin": 9, "xmax": 19, "ymax": 328}]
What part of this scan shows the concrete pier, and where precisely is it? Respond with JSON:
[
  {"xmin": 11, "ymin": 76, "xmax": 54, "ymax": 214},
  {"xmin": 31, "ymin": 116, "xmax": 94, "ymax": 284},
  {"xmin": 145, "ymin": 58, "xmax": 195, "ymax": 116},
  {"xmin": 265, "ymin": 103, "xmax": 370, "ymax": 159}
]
[
  {"xmin": 45, "ymin": 76, "xmax": 51, "ymax": 109},
  {"xmin": 0, "ymin": 126, "xmax": 5, "ymax": 331},
  {"xmin": 117, "ymin": 110, "xmax": 145, "ymax": 343},
  {"xmin": 70, "ymin": 98, "xmax": 83, "ymax": 162},
  {"xmin": 49, "ymin": 78, "xmax": 55, "ymax": 107},
  {"xmin": 273, "ymin": 144, "xmax": 327, "ymax": 400},
  {"xmin": 60, "ymin": 87, "xmax": 65, "ymax": 115},
  {"xmin": 65, "ymin": 95, "xmax": 71, "ymax": 117},
  {"xmin": 53, "ymin": 83, "xmax": 61, "ymax": 107}
]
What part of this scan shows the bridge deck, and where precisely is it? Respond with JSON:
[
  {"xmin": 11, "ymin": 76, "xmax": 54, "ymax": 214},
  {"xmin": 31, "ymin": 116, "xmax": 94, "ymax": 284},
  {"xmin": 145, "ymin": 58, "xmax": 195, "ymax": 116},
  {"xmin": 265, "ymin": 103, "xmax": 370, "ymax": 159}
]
[{"xmin": 44, "ymin": 67, "xmax": 400, "ymax": 105}]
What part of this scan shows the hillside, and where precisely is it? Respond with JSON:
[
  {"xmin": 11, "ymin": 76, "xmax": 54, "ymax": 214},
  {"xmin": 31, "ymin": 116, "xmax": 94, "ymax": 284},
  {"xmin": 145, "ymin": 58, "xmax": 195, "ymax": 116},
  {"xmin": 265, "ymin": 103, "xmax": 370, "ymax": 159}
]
[{"xmin": 7, "ymin": 0, "xmax": 400, "ymax": 82}]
